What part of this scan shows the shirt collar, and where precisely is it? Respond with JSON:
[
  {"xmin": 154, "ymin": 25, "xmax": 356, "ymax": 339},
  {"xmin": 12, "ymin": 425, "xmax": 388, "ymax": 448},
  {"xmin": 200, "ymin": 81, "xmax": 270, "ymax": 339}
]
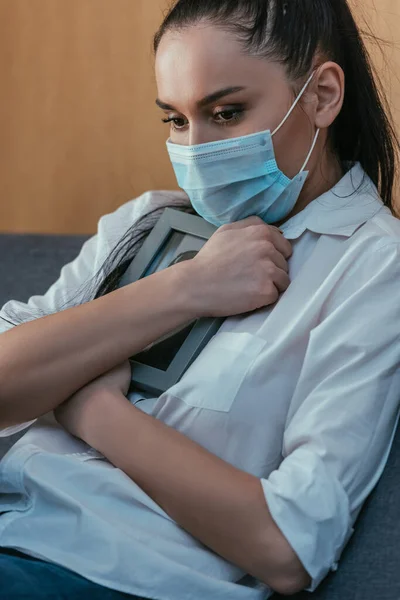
[{"xmin": 279, "ymin": 162, "xmax": 385, "ymax": 240}]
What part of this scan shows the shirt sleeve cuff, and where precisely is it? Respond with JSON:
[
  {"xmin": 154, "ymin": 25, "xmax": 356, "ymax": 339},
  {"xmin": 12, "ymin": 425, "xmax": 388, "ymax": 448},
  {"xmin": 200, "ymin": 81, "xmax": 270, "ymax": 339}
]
[{"xmin": 260, "ymin": 448, "xmax": 354, "ymax": 592}]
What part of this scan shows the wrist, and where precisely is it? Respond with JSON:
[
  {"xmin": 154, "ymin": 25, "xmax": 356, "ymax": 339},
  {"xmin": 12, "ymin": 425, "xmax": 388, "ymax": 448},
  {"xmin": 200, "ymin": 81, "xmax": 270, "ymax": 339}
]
[
  {"xmin": 80, "ymin": 386, "xmax": 127, "ymax": 449},
  {"xmin": 85, "ymin": 391, "xmax": 140, "ymax": 458},
  {"xmin": 168, "ymin": 260, "xmax": 208, "ymax": 319}
]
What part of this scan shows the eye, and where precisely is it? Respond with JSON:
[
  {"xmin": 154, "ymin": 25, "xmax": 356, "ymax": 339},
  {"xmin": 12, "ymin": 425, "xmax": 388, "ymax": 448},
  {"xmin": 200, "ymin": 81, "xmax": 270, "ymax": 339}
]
[
  {"xmin": 161, "ymin": 106, "xmax": 245, "ymax": 131},
  {"xmin": 214, "ymin": 108, "xmax": 245, "ymax": 126},
  {"xmin": 161, "ymin": 116, "xmax": 188, "ymax": 130}
]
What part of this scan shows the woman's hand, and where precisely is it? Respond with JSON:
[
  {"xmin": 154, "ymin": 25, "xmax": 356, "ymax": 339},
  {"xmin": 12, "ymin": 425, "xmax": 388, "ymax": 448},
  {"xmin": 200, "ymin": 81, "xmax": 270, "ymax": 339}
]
[
  {"xmin": 183, "ymin": 216, "xmax": 293, "ymax": 318},
  {"xmin": 54, "ymin": 360, "xmax": 132, "ymax": 441}
]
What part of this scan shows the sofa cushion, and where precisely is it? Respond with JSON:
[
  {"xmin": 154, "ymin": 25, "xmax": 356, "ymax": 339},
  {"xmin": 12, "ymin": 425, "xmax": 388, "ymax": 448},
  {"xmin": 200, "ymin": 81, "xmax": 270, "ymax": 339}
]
[{"xmin": 0, "ymin": 233, "xmax": 90, "ymax": 307}]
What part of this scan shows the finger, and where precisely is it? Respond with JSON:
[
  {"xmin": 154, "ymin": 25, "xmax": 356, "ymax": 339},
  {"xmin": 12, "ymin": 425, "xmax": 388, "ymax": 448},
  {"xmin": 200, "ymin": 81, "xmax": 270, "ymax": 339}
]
[
  {"xmin": 266, "ymin": 246, "xmax": 290, "ymax": 273},
  {"xmin": 218, "ymin": 217, "xmax": 292, "ymax": 260},
  {"xmin": 222, "ymin": 218, "xmax": 293, "ymax": 259},
  {"xmin": 264, "ymin": 227, "xmax": 293, "ymax": 260},
  {"xmin": 271, "ymin": 267, "xmax": 291, "ymax": 294},
  {"xmin": 219, "ymin": 216, "xmax": 265, "ymax": 231}
]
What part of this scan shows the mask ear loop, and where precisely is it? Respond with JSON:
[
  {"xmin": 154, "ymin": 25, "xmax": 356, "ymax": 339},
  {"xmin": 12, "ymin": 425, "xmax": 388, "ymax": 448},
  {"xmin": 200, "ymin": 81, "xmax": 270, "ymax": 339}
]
[
  {"xmin": 299, "ymin": 128, "xmax": 320, "ymax": 173},
  {"xmin": 272, "ymin": 70, "xmax": 316, "ymax": 137}
]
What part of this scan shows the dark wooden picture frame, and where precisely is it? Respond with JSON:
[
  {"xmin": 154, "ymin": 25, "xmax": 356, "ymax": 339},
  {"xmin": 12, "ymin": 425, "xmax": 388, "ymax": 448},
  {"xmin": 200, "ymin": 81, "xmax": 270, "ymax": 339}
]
[{"xmin": 117, "ymin": 207, "xmax": 225, "ymax": 396}]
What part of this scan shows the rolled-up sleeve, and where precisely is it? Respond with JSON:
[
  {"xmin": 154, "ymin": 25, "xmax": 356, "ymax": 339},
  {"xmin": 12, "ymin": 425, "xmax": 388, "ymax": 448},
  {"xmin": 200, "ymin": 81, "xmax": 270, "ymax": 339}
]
[{"xmin": 261, "ymin": 240, "xmax": 400, "ymax": 591}]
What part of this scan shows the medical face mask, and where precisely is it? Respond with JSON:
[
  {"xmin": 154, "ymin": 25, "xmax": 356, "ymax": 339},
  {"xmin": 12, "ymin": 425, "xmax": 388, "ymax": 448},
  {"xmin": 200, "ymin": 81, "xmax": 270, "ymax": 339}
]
[{"xmin": 166, "ymin": 71, "xmax": 320, "ymax": 226}]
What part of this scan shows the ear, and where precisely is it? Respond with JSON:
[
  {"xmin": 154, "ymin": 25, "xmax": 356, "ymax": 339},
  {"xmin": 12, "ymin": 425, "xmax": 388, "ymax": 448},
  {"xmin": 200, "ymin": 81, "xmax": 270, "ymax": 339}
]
[{"xmin": 312, "ymin": 61, "xmax": 345, "ymax": 129}]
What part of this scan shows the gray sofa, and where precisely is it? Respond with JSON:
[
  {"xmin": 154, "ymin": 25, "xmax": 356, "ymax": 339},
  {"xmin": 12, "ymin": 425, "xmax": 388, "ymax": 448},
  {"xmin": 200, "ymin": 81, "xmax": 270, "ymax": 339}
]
[{"xmin": 0, "ymin": 232, "xmax": 399, "ymax": 600}]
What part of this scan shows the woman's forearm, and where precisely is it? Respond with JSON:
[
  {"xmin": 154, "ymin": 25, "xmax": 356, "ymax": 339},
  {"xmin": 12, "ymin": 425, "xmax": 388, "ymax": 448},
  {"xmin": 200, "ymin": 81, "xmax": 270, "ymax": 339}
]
[
  {"xmin": 84, "ymin": 392, "xmax": 310, "ymax": 596},
  {"xmin": 0, "ymin": 262, "xmax": 196, "ymax": 429}
]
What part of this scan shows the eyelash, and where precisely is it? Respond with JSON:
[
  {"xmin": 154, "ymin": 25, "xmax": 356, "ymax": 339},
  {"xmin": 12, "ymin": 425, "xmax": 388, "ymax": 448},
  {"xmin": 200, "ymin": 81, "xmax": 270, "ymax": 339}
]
[{"xmin": 162, "ymin": 108, "xmax": 245, "ymax": 131}]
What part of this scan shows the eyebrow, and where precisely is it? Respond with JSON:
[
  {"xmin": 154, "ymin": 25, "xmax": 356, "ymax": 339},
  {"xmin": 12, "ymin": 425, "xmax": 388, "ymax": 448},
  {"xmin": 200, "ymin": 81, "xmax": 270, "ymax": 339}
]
[{"xmin": 155, "ymin": 86, "xmax": 247, "ymax": 111}]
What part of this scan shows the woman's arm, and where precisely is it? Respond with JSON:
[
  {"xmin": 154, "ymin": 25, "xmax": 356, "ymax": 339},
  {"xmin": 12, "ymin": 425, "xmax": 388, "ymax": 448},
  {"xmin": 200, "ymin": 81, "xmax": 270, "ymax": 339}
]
[
  {"xmin": 260, "ymin": 241, "xmax": 400, "ymax": 593},
  {"xmin": 54, "ymin": 363, "xmax": 309, "ymax": 594},
  {"xmin": 0, "ymin": 262, "xmax": 196, "ymax": 430},
  {"xmin": 56, "ymin": 382, "xmax": 310, "ymax": 596},
  {"xmin": 0, "ymin": 214, "xmax": 291, "ymax": 432}
]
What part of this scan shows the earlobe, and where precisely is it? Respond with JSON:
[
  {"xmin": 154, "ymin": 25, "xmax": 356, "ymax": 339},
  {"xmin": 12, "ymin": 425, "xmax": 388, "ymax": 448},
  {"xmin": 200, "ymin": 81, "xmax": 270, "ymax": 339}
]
[{"xmin": 314, "ymin": 62, "xmax": 345, "ymax": 129}]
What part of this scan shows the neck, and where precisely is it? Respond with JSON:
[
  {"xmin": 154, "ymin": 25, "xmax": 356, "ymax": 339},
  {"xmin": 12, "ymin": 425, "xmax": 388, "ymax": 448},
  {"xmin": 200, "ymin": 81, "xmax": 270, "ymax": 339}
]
[{"xmin": 275, "ymin": 151, "xmax": 344, "ymax": 228}]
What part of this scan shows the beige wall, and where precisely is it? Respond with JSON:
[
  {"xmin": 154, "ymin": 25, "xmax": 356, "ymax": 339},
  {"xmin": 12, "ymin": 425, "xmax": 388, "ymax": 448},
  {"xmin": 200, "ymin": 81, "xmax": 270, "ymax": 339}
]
[
  {"xmin": 352, "ymin": 0, "xmax": 400, "ymax": 127},
  {"xmin": 0, "ymin": 0, "xmax": 177, "ymax": 234},
  {"xmin": 0, "ymin": 0, "xmax": 399, "ymax": 234}
]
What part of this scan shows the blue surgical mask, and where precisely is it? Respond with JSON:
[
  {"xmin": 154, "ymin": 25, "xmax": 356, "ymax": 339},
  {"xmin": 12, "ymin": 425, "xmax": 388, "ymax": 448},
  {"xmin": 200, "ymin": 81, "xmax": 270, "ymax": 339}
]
[{"xmin": 166, "ymin": 71, "xmax": 320, "ymax": 226}]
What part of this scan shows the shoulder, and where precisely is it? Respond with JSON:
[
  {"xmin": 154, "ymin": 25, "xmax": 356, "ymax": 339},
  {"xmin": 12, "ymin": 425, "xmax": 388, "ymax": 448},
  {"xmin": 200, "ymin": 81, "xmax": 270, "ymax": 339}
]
[
  {"xmin": 0, "ymin": 190, "xmax": 190, "ymax": 331},
  {"xmin": 77, "ymin": 189, "xmax": 191, "ymax": 269},
  {"xmin": 345, "ymin": 206, "xmax": 400, "ymax": 279},
  {"xmin": 321, "ymin": 208, "xmax": 400, "ymax": 315},
  {"xmin": 309, "ymin": 199, "xmax": 400, "ymax": 317},
  {"xmin": 97, "ymin": 189, "xmax": 191, "ymax": 249},
  {"xmin": 359, "ymin": 205, "xmax": 400, "ymax": 244}
]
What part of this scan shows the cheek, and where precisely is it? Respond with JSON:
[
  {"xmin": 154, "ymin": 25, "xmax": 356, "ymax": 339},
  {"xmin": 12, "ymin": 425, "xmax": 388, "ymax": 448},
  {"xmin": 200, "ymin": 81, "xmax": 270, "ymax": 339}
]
[{"xmin": 273, "ymin": 108, "xmax": 314, "ymax": 179}]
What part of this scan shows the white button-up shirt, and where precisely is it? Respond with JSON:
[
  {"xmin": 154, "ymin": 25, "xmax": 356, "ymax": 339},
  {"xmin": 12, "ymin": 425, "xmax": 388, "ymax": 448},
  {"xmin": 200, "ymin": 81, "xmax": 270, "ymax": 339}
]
[{"xmin": 1, "ymin": 163, "xmax": 400, "ymax": 599}]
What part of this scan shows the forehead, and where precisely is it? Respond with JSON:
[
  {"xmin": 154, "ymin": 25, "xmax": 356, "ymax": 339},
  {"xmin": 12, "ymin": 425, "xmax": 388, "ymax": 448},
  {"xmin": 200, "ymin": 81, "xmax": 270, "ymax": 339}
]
[{"xmin": 155, "ymin": 25, "xmax": 285, "ymax": 106}]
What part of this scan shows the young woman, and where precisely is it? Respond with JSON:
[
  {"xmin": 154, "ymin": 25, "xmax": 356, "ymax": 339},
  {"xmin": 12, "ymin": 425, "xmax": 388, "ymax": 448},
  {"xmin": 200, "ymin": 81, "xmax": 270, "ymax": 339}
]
[{"xmin": 1, "ymin": 1, "xmax": 400, "ymax": 598}]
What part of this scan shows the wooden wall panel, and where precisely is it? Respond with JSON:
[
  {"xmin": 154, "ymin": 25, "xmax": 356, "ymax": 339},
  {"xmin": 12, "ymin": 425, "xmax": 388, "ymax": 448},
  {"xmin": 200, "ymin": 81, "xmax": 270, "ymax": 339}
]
[
  {"xmin": 0, "ymin": 0, "xmax": 177, "ymax": 234},
  {"xmin": 351, "ymin": 0, "xmax": 400, "ymax": 206},
  {"xmin": 0, "ymin": 1, "xmax": 399, "ymax": 234},
  {"xmin": 351, "ymin": 0, "xmax": 400, "ymax": 133}
]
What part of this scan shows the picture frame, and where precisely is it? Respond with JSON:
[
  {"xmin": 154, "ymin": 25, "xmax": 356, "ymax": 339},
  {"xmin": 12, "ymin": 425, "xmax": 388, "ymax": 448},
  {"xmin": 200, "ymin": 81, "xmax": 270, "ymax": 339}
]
[{"xmin": 117, "ymin": 207, "xmax": 225, "ymax": 396}]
